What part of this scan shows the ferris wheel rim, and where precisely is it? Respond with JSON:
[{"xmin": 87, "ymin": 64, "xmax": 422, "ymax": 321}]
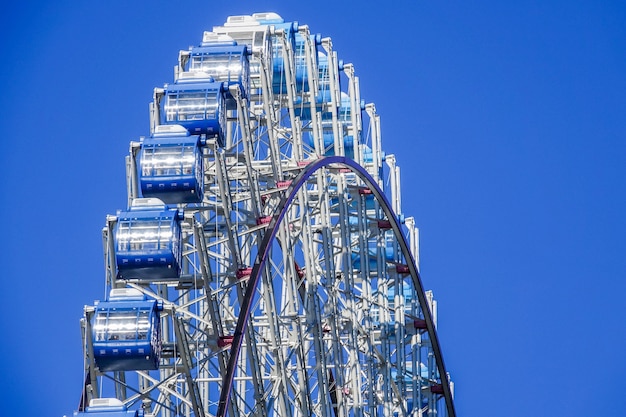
[{"xmin": 216, "ymin": 155, "xmax": 456, "ymax": 417}]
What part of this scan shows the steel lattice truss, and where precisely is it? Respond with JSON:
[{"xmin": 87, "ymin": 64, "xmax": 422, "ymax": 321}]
[{"xmin": 76, "ymin": 12, "xmax": 456, "ymax": 417}]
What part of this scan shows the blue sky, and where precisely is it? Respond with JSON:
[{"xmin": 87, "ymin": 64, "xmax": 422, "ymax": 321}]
[{"xmin": 1, "ymin": 1, "xmax": 625, "ymax": 416}]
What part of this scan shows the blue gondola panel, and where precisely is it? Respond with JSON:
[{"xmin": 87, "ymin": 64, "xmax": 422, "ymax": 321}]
[
  {"xmin": 138, "ymin": 133, "xmax": 204, "ymax": 204},
  {"xmin": 178, "ymin": 40, "xmax": 250, "ymax": 107},
  {"xmin": 114, "ymin": 203, "xmax": 182, "ymax": 280},
  {"xmin": 154, "ymin": 81, "xmax": 225, "ymax": 145},
  {"xmin": 91, "ymin": 291, "xmax": 163, "ymax": 372}
]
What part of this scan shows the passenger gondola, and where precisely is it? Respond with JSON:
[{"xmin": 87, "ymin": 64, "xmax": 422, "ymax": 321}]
[
  {"xmin": 91, "ymin": 289, "xmax": 163, "ymax": 372},
  {"xmin": 152, "ymin": 81, "xmax": 225, "ymax": 145},
  {"xmin": 138, "ymin": 128, "xmax": 204, "ymax": 204},
  {"xmin": 114, "ymin": 200, "xmax": 182, "ymax": 280},
  {"xmin": 178, "ymin": 37, "xmax": 250, "ymax": 104}
]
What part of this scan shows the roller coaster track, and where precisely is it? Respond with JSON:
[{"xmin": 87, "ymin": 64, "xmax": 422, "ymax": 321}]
[{"xmin": 74, "ymin": 12, "xmax": 456, "ymax": 417}]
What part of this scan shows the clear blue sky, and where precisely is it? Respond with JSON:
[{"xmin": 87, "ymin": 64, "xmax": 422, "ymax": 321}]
[{"xmin": 1, "ymin": 1, "xmax": 625, "ymax": 416}]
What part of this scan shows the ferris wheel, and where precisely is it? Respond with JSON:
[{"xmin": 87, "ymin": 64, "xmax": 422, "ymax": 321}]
[{"xmin": 74, "ymin": 12, "xmax": 456, "ymax": 417}]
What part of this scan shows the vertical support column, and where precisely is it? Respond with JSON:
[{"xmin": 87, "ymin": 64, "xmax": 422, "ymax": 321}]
[
  {"xmin": 301, "ymin": 28, "xmax": 324, "ymax": 158},
  {"xmin": 81, "ymin": 311, "xmax": 98, "ymax": 409},
  {"xmin": 277, "ymin": 28, "xmax": 304, "ymax": 161},
  {"xmin": 343, "ymin": 63, "xmax": 363, "ymax": 163},
  {"xmin": 393, "ymin": 268, "xmax": 407, "ymax": 400},
  {"xmin": 258, "ymin": 49, "xmax": 283, "ymax": 181},
  {"xmin": 172, "ymin": 314, "xmax": 206, "ymax": 417},
  {"xmin": 336, "ymin": 178, "xmax": 363, "ymax": 417},
  {"xmin": 150, "ymin": 89, "xmax": 163, "ymax": 134},
  {"xmin": 259, "ymin": 247, "xmax": 293, "ymax": 417},
  {"xmin": 385, "ymin": 154, "xmax": 402, "ymax": 216},
  {"xmin": 158, "ymin": 285, "xmax": 172, "ymax": 417},
  {"xmin": 365, "ymin": 104, "xmax": 383, "ymax": 186},
  {"xmin": 282, "ymin": 216, "xmax": 312, "ymax": 417},
  {"xmin": 193, "ymin": 220, "xmax": 236, "ymax": 404},
  {"xmin": 297, "ymin": 184, "xmax": 332, "ymax": 417},
  {"xmin": 355, "ymin": 190, "xmax": 376, "ymax": 414},
  {"xmin": 103, "ymin": 217, "xmax": 118, "ymax": 289},
  {"xmin": 213, "ymin": 144, "xmax": 243, "ymax": 269},
  {"xmin": 231, "ymin": 84, "xmax": 263, "ymax": 217},
  {"xmin": 405, "ymin": 216, "xmax": 420, "ymax": 272},
  {"xmin": 126, "ymin": 142, "xmax": 140, "ymax": 206},
  {"xmin": 309, "ymin": 172, "xmax": 338, "ymax": 417},
  {"xmin": 321, "ymin": 38, "xmax": 344, "ymax": 157},
  {"xmin": 113, "ymin": 372, "xmax": 127, "ymax": 404}
]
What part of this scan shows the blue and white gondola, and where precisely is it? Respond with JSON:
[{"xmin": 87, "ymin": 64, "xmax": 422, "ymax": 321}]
[
  {"xmin": 114, "ymin": 200, "xmax": 182, "ymax": 280},
  {"xmin": 178, "ymin": 36, "xmax": 250, "ymax": 106},
  {"xmin": 91, "ymin": 289, "xmax": 163, "ymax": 372},
  {"xmin": 153, "ymin": 81, "xmax": 225, "ymax": 145},
  {"xmin": 138, "ymin": 128, "xmax": 204, "ymax": 204}
]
